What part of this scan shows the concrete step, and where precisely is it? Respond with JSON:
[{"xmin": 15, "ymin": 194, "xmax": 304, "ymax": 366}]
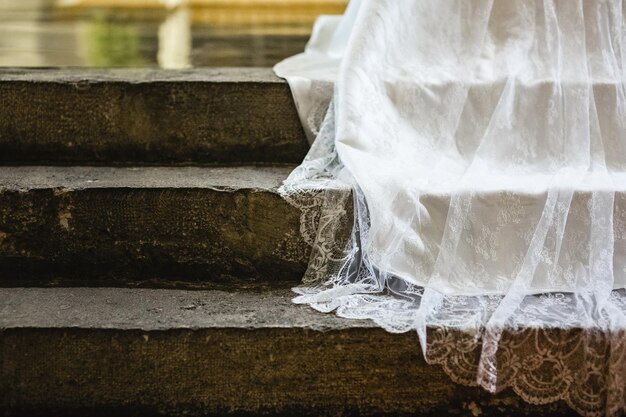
[
  {"xmin": 5, "ymin": 164, "xmax": 626, "ymax": 288},
  {"xmin": 0, "ymin": 68, "xmax": 308, "ymax": 165},
  {"xmin": 0, "ymin": 286, "xmax": 573, "ymax": 417},
  {"xmin": 0, "ymin": 165, "xmax": 314, "ymax": 285}
]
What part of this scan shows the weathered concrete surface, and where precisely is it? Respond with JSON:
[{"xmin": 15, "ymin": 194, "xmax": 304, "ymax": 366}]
[
  {"xmin": 0, "ymin": 68, "xmax": 308, "ymax": 165},
  {"xmin": 0, "ymin": 166, "xmax": 313, "ymax": 284},
  {"xmin": 0, "ymin": 287, "xmax": 573, "ymax": 417}
]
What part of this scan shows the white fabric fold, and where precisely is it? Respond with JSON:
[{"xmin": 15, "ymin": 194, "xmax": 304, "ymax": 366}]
[{"xmin": 275, "ymin": 1, "xmax": 626, "ymax": 416}]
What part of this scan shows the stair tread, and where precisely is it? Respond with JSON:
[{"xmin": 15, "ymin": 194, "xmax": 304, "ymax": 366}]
[
  {"xmin": 0, "ymin": 67, "xmax": 285, "ymax": 84},
  {"xmin": 4, "ymin": 165, "xmax": 623, "ymax": 194},
  {"xmin": 0, "ymin": 286, "xmax": 373, "ymax": 331},
  {"xmin": 0, "ymin": 165, "xmax": 295, "ymax": 191}
]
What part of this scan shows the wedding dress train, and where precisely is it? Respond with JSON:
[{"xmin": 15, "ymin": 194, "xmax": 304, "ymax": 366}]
[{"xmin": 275, "ymin": 1, "xmax": 626, "ymax": 415}]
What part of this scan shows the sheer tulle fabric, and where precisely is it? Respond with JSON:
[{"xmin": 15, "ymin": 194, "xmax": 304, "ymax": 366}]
[{"xmin": 275, "ymin": 1, "xmax": 626, "ymax": 416}]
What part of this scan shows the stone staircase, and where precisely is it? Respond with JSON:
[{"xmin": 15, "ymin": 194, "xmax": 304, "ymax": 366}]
[{"xmin": 0, "ymin": 68, "xmax": 575, "ymax": 416}]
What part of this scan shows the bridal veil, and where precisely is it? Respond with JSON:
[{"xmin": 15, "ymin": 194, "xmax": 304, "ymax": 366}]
[{"xmin": 275, "ymin": 1, "xmax": 626, "ymax": 415}]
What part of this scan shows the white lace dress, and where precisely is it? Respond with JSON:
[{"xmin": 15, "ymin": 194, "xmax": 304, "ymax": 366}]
[{"xmin": 275, "ymin": 1, "xmax": 626, "ymax": 416}]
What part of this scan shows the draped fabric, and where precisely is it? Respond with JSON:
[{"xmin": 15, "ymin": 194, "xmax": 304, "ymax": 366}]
[{"xmin": 274, "ymin": 1, "xmax": 626, "ymax": 415}]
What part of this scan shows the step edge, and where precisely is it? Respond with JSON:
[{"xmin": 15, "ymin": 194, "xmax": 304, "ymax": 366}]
[{"xmin": 0, "ymin": 67, "xmax": 286, "ymax": 84}]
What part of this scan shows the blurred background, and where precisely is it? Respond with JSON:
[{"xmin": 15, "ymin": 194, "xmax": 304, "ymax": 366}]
[{"xmin": 0, "ymin": 0, "xmax": 346, "ymax": 68}]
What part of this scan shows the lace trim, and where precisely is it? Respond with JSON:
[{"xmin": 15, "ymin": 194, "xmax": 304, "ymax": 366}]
[{"xmin": 280, "ymin": 98, "xmax": 626, "ymax": 417}]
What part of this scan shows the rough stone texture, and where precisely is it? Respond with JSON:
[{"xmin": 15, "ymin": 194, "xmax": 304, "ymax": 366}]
[
  {"xmin": 0, "ymin": 287, "xmax": 574, "ymax": 417},
  {"xmin": 0, "ymin": 68, "xmax": 308, "ymax": 165},
  {"xmin": 0, "ymin": 166, "xmax": 313, "ymax": 285}
]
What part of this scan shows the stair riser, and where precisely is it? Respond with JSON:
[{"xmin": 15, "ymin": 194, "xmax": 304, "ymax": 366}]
[
  {"xmin": 0, "ymin": 186, "xmax": 309, "ymax": 284},
  {"xmin": 0, "ymin": 68, "xmax": 308, "ymax": 165},
  {"xmin": 0, "ymin": 327, "xmax": 572, "ymax": 417}
]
